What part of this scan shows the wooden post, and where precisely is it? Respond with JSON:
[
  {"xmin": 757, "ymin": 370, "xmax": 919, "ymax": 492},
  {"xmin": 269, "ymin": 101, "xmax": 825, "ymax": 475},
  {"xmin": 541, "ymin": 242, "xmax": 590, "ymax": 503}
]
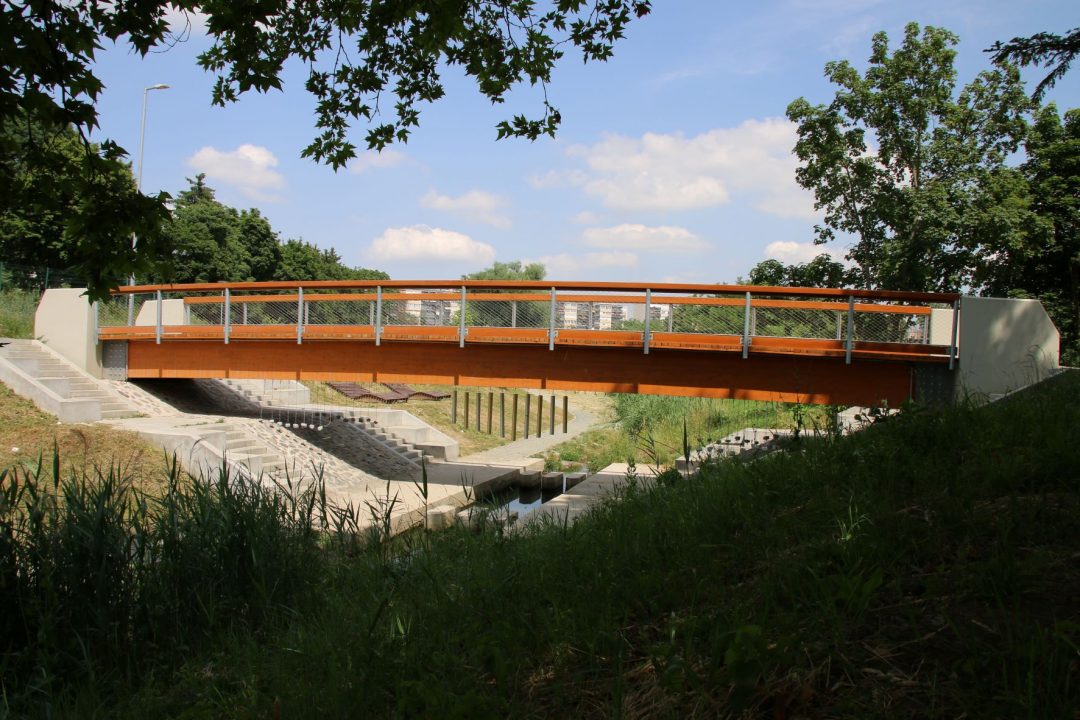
[
  {"xmin": 464, "ymin": 391, "xmax": 470, "ymax": 430},
  {"xmin": 475, "ymin": 390, "xmax": 481, "ymax": 430},
  {"xmin": 536, "ymin": 395, "xmax": 543, "ymax": 437},
  {"xmin": 512, "ymin": 394, "xmax": 519, "ymax": 440},
  {"xmin": 562, "ymin": 395, "xmax": 569, "ymax": 433},
  {"xmin": 487, "ymin": 391, "xmax": 494, "ymax": 434},
  {"xmin": 524, "ymin": 394, "xmax": 531, "ymax": 439},
  {"xmin": 451, "ymin": 390, "xmax": 458, "ymax": 424},
  {"xmin": 500, "ymin": 393, "xmax": 506, "ymax": 438},
  {"xmin": 549, "ymin": 394, "xmax": 555, "ymax": 436}
]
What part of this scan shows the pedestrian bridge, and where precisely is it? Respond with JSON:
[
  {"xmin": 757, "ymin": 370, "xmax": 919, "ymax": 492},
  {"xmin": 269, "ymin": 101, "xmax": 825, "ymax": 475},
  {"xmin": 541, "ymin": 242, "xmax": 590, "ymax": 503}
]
[{"xmin": 68, "ymin": 280, "xmax": 1059, "ymax": 407}]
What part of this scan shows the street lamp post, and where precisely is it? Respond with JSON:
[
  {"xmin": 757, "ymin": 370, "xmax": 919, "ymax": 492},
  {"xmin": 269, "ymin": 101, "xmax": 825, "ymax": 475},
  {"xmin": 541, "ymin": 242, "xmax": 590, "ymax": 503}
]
[{"xmin": 128, "ymin": 83, "xmax": 169, "ymax": 325}]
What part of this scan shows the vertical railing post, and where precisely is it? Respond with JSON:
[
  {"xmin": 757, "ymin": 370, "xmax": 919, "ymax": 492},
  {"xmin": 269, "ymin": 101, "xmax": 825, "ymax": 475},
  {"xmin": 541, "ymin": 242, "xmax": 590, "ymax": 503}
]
[
  {"xmin": 296, "ymin": 286, "xmax": 304, "ymax": 344},
  {"xmin": 511, "ymin": 300, "xmax": 517, "ymax": 328},
  {"xmin": 643, "ymin": 289, "xmax": 652, "ymax": 355},
  {"xmin": 524, "ymin": 394, "xmax": 531, "ymax": 438},
  {"xmin": 155, "ymin": 290, "xmax": 162, "ymax": 344},
  {"xmin": 845, "ymin": 295, "xmax": 855, "ymax": 365},
  {"xmin": 459, "ymin": 286, "xmax": 467, "ymax": 348},
  {"xmin": 127, "ymin": 293, "xmax": 135, "ymax": 327},
  {"xmin": 667, "ymin": 304, "xmax": 674, "ymax": 332},
  {"xmin": 375, "ymin": 286, "xmax": 383, "ymax": 346},
  {"xmin": 224, "ymin": 288, "xmax": 231, "ymax": 344},
  {"xmin": 93, "ymin": 301, "xmax": 99, "ymax": 345},
  {"xmin": 242, "ymin": 302, "xmax": 248, "ymax": 326},
  {"xmin": 741, "ymin": 292, "xmax": 751, "ymax": 359},
  {"xmin": 949, "ymin": 299, "xmax": 960, "ymax": 370},
  {"xmin": 548, "ymin": 287, "xmax": 557, "ymax": 351}
]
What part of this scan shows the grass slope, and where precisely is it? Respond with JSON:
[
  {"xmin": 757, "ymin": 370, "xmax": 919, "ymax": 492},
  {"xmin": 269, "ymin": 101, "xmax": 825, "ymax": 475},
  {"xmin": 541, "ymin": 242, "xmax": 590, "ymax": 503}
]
[
  {"xmin": 0, "ymin": 382, "xmax": 165, "ymax": 491},
  {"xmin": 5, "ymin": 372, "xmax": 1079, "ymax": 718}
]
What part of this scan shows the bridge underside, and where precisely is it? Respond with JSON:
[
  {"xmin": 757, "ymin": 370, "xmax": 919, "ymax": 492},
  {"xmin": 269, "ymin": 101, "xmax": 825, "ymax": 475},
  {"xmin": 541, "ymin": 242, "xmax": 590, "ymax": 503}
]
[{"xmin": 121, "ymin": 339, "xmax": 919, "ymax": 407}]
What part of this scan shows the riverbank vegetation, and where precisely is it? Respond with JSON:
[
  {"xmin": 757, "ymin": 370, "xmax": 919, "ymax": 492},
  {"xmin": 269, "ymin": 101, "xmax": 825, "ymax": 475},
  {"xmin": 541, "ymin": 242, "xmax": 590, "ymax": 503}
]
[
  {"xmin": 542, "ymin": 394, "xmax": 822, "ymax": 471},
  {"xmin": 3, "ymin": 369, "xmax": 1076, "ymax": 718}
]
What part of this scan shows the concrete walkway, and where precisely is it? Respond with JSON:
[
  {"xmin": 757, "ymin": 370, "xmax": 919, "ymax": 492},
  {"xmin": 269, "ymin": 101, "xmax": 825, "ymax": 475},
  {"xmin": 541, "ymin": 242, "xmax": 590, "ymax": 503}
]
[
  {"xmin": 527, "ymin": 462, "xmax": 657, "ymax": 525},
  {"xmin": 458, "ymin": 405, "xmax": 600, "ymax": 464}
]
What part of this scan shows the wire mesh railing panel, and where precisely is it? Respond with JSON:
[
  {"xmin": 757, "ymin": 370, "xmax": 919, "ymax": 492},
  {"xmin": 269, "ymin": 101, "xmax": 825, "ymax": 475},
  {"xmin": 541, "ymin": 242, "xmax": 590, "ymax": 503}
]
[
  {"xmin": 304, "ymin": 298, "xmax": 376, "ymax": 326},
  {"xmin": 853, "ymin": 311, "xmax": 929, "ymax": 344},
  {"xmin": 468, "ymin": 298, "xmax": 516, "ymax": 328},
  {"xmin": 233, "ymin": 300, "xmax": 299, "ymax": 326},
  {"xmin": 98, "ymin": 294, "xmax": 149, "ymax": 327},
  {"xmin": 188, "ymin": 301, "xmax": 225, "ymax": 326},
  {"xmin": 754, "ymin": 307, "xmax": 842, "ymax": 340},
  {"xmin": 380, "ymin": 299, "xmax": 425, "ymax": 327},
  {"xmin": 669, "ymin": 301, "xmax": 744, "ymax": 335}
]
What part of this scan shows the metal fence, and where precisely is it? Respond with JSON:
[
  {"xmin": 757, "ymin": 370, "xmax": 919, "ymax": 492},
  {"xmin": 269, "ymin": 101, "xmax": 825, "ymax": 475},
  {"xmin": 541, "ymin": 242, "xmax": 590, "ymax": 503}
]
[
  {"xmin": 97, "ymin": 281, "xmax": 958, "ymax": 364},
  {"xmin": 0, "ymin": 262, "xmax": 85, "ymax": 293}
]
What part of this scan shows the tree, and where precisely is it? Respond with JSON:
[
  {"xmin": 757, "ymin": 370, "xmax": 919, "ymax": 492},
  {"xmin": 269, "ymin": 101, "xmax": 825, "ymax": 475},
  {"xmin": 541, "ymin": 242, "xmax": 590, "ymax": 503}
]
[
  {"xmin": 3, "ymin": 1, "xmax": 649, "ymax": 298},
  {"xmin": 463, "ymin": 261, "xmax": 546, "ymax": 282},
  {"xmin": 0, "ymin": 115, "xmax": 170, "ymax": 289},
  {"xmin": 981, "ymin": 105, "xmax": 1079, "ymax": 364},
  {"xmin": 162, "ymin": 176, "xmax": 387, "ymax": 284},
  {"xmin": 989, "ymin": 27, "xmax": 1080, "ymax": 101},
  {"xmin": 746, "ymin": 254, "xmax": 851, "ymax": 288},
  {"xmin": 787, "ymin": 23, "xmax": 1033, "ymax": 292},
  {"xmin": 462, "ymin": 260, "xmax": 547, "ymax": 327}
]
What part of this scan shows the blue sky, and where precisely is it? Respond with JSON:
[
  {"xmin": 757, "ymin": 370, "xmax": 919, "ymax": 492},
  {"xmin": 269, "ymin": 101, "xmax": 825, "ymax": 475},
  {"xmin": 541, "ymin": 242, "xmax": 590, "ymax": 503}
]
[{"xmin": 89, "ymin": 0, "xmax": 1079, "ymax": 284}]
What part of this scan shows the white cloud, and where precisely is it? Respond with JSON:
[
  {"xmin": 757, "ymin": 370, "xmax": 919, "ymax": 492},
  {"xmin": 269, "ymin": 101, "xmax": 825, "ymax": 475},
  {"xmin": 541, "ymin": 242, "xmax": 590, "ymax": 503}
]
[
  {"xmin": 368, "ymin": 226, "xmax": 496, "ymax": 264},
  {"xmin": 524, "ymin": 251, "xmax": 639, "ymax": 278},
  {"xmin": 421, "ymin": 189, "xmax": 511, "ymax": 229},
  {"xmin": 552, "ymin": 118, "xmax": 817, "ymax": 218},
  {"xmin": 764, "ymin": 241, "xmax": 847, "ymax": 264},
  {"xmin": 186, "ymin": 144, "xmax": 285, "ymax": 202},
  {"xmin": 582, "ymin": 224, "xmax": 708, "ymax": 252},
  {"xmin": 349, "ymin": 149, "xmax": 407, "ymax": 174}
]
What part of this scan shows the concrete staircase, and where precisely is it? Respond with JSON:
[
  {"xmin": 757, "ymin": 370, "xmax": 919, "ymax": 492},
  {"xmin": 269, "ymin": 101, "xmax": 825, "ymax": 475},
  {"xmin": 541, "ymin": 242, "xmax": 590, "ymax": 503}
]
[
  {"xmin": 168, "ymin": 420, "xmax": 287, "ymax": 479},
  {"xmin": 218, "ymin": 423, "xmax": 287, "ymax": 477},
  {"xmin": 344, "ymin": 415, "xmax": 425, "ymax": 465},
  {"xmin": 220, "ymin": 378, "xmax": 310, "ymax": 406},
  {"xmin": 0, "ymin": 339, "xmax": 137, "ymax": 421}
]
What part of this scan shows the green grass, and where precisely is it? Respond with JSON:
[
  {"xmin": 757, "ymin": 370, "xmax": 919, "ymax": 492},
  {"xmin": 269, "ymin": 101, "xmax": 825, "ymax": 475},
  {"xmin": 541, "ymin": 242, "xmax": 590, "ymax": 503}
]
[
  {"xmin": 0, "ymin": 289, "xmax": 38, "ymax": 338},
  {"xmin": 3, "ymin": 371, "xmax": 1079, "ymax": 718},
  {"xmin": 543, "ymin": 395, "xmax": 819, "ymax": 470}
]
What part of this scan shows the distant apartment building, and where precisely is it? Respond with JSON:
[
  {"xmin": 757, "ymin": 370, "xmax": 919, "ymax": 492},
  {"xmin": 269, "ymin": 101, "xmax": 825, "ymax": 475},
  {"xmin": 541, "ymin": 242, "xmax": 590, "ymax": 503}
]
[{"xmin": 556, "ymin": 301, "xmax": 628, "ymax": 330}]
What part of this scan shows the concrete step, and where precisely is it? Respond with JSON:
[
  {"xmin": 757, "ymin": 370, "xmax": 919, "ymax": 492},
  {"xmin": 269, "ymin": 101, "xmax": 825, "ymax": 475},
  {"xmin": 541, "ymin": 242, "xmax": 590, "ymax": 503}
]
[{"xmin": 101, "ymin": 409, "xmax": 138, "ymax": 419}]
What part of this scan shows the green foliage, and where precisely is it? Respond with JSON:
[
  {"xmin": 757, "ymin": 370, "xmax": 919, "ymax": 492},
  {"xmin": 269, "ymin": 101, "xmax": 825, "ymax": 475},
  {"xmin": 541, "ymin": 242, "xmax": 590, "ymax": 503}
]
[
  {"xmin": 0, "ymin": 290, "xmax": 39, "ymax": 338},
  {"xmin": 989, "ymin": 26, "xmax": 1080, "ymax": 101},
  {"xmin": 2, "ymin": 2, "xmax": 648, "ymax": 298},
  {"xmin": 463, "ymin": 260, "xmax": 546, "ymax": 282},
  {"xmin": 5, "ymin": 371, "xmax": 1080, "ymax": 716},
  {"xmin": 787, "ymin": 23, "xmax": 1034, "ymax": 292},
  {"xmin": 1003, "ymin": 105, "xmax": 1080, "ymax": 363},
  {"xmin": 0, "ymin": 456, "xmax": 330, "ymax": 709},
  {"xmin": 746, "ymin": 253, "xmax": 852, "ymax": 288},
  {"xmin": 0, "ymin": 116, "xmax": 170, "ymax": 297},
  {"xmin": 462, "ymin": 260, "xmax": 548, "ymax": 328}
]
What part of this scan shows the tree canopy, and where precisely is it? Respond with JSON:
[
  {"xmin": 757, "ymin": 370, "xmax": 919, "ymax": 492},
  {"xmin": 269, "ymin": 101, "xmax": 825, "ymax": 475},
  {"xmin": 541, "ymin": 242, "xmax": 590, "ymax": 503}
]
[
  {"xmin": 787, "ymin": 23, "xmax": 1033, "ymax": 293},
  {"xmin": 3, "ymin": 1, "xmax": 649, "ymax": 298},
  {"xmin": 162, "ymin": 175, "xmax": 387, "ymax": 284},
  {"xmin": 745, "ymin": 254, "xmax": 851, "ymax": 288},
  {"xmin": 989, "ymin": 27, "xmax": 1080, "ymax": 101}
]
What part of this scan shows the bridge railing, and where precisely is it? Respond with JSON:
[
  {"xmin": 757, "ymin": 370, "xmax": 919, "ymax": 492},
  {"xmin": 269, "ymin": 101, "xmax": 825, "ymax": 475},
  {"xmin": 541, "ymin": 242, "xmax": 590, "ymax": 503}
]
[{"xmin": 97, "ymin": 281, "xmax": 960, "ymax": 365}]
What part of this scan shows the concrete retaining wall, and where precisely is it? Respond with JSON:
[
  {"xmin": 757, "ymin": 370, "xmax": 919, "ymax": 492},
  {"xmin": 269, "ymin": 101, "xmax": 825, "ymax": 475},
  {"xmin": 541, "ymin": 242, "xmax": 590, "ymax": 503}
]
[
  {"xmin": 33, "ymin": 288, "xmax": 101, "ymax": 377},
  {"xmin": 956, "ymin": 296, "xmax": 1061, "ymax": 401}
]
